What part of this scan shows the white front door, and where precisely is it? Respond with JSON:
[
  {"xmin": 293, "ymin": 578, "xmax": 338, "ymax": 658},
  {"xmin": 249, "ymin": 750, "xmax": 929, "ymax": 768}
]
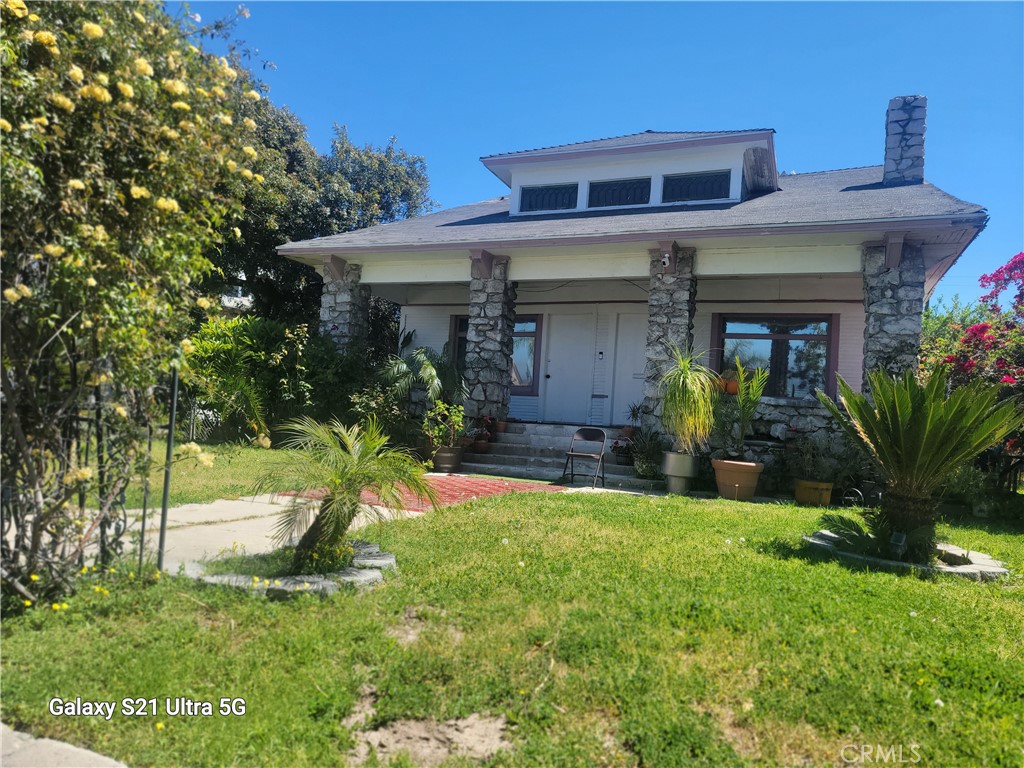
[
  {"xmin": 610, "ymin": 312, "xmax": 648, "ymax": 425},
  {"xmin": 542, "ymin": 312, "xmax": 595, "ymax": 424}
]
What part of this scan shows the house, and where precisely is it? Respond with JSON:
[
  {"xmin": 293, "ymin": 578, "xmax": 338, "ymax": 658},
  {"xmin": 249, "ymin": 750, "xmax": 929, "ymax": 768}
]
[{"xmin": 279, "ymin": 96, "xmax": 986, "ymax": 453}]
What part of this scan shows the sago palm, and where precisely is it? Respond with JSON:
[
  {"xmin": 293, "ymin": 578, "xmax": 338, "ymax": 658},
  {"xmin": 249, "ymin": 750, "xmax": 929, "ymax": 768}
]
[
  {"xmin": 818, "ymin": 368, "xmax": 1023, "ymax": 560},
  {"xmin": 254, "ymin": 417, "xmax": 437, "ymax": 575}
]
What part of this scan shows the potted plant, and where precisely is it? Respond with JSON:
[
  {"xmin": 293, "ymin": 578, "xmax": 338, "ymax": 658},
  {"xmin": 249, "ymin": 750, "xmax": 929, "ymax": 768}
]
[
  {"xmin": 422, "ymin": 401, "xmax": 465, "ymax": 472},
  {"xmin": 712, "ymin": 357, "xmax": 769, "ymax": 501},
  {"xmin": 631, "ymin": 427, "xmax": 668, "ymax": 480},
  {"xmin": 622, "ymin": 401, "xmax": 646, "ymax": 439},
  {"xmin": 466, "ymin": 424, "xmax": 493, "ymax": 453},
  {"xmin": 611, "ymin": 438, "xmax": 634, "ymax": 465},
  {"xmin": 659, "ymin": 346, "xmax": 720, "ymax": 494},
  {"xmin": 786, "ymin": 433, "xmax": 842, "ymax": 506}
]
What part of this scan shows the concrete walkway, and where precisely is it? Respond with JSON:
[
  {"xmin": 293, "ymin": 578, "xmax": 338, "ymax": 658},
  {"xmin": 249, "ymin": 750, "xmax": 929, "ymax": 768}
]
[{"xmin": 1, "ymin": 723, "xmax": 125, "ymax": 767}]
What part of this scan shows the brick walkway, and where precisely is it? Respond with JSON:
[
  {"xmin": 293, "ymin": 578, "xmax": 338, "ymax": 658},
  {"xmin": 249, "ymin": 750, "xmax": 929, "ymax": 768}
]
[{"xmin": 361, "ymin": 474, "xmax": 564, "ymax": 511}]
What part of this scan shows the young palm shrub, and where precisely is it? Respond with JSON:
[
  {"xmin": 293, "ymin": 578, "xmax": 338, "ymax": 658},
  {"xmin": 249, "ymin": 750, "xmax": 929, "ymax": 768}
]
[
  {"xmin": 659, "ymin": 346, "xmax": 721, "ymax": 493},
  {"xmin": 818, "ymin": 368, "xmax": 1024, "ymax": 561},
  {"xmin": 383, "ymin": 345, "xmax": 467, "ymax": 406},
  {"xmin": 254, "ymin": 417, "xmax": 437, "ymax": 575}
]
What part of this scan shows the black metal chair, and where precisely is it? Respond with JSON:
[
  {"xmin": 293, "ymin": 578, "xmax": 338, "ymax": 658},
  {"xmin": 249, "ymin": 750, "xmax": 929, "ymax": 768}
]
[{"xmin": 561, "ymin": 427, "xmax": 607, "ymax": 488}]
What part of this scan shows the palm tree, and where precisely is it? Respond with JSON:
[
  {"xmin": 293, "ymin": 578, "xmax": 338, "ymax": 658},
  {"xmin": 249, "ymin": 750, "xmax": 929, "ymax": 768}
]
[
  {"xmin": 254, "ymin": 416, "xmax": 438, "ymax": 575},
  {"xmin": 382, "ymin": 345, "xmax": 467, "ymax": 406},
  {"xmin": 818, "ymin": 368, "xmax": 1023, "ymax": 561}
]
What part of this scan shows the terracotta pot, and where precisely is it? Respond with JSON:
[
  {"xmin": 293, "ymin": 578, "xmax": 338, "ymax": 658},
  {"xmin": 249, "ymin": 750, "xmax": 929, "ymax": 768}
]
[
  {"xmin": 794, "ymin": 479, "xmax": 833, "ymax": 507},
  {"xmin": 711, "ymin": 458, "xmax": 764, "ymax": 501},
  {"xmin": 621, "ymin": 425, "xmax": 637, "ymax": 440},
  {"xmin": 663, "ymin": 452, "xmax": 699, "ymax": 495},
  {"xmin": 432, "ymin": 446, "xmax": 463, "ymax": 473},
  {"xmin": 472, "ymin": 439, "xmax": 491, "ymax": 454},
  {"xmin": 495, "ymin": 421, "xmax": 508, "ymax": 433},
  {"xmin": 725, "ymin": 380, "xmax": 739, "ymax": 395},
  {"xmin": 614, "ymin": 452, "xmax": 634, "ymax": 466},
  {"xmin": 458, "ymin": 436, "xmax": 473, "ymax": 448}
]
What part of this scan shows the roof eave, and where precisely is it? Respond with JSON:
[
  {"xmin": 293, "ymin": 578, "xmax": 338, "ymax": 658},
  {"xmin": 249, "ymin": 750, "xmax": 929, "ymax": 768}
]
[{"xmin": 277, "ymin": 211, "xmax": 988, "ymax": 262}]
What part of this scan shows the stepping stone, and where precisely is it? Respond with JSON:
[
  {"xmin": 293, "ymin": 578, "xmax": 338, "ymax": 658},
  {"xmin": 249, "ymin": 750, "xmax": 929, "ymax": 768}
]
[
  {"xmin": 332, "ymin": 567, "xmax": 384, "ymax": 587},
  {"xmin": 354, "ymin": 553, "xmax": 396, "ymax": 569}
]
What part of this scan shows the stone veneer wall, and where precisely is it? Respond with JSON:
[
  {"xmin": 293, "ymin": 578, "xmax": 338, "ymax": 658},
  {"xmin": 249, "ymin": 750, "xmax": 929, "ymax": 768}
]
[
  {"xmin": 862, "ymin": 244, "xmax": 926, "ymax": 378},
  {"xmin": 642, "ymin": 245, "xmax": 697, "ymax": 430},
  {"xmin": 882, "ymin": 95, "xmax": 926, "ymax": 186},
  {"xmin": 320, "ymin": 260, "xmax": 370, "ymax": 351},
  {"xmin": 464, "ymin": 259, "xmax": 517, "ymax": 420}
]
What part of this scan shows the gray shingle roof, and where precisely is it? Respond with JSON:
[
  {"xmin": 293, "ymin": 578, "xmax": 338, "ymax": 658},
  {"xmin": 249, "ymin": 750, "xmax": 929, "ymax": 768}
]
[
  {"xmin": 278, "ymin": 166, "xmax": 986, "ymax": 257},
  {"xmin": 481, "ymin": 130, "xmax": 774, "ymax": 160}
]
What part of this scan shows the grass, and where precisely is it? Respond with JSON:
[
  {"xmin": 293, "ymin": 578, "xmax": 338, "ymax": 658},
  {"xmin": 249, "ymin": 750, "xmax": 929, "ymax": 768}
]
[
  {"xmin": 201, "ymin": 543, "xmax": 355, "ymax": 578},
  {"xmin": 2, "ymin": 494, "xmax": 1023, "ymax": 767},
  {"xmin": 122, "ymin": 442, "xmax": 289, "ymax": 509}
]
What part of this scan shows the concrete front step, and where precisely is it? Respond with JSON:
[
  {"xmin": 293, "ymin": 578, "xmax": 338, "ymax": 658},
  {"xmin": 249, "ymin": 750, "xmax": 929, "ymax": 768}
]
[
  {"xmin": 466, "ymin": 450, "xmax": 637, "ymax": 476},
  {"xmin": 494, "ymin": 432, "xmax": 629, "ymax": 450},
  {"xmin": 459, "ymin": 461, "xmax": 665, "ymax": 491}
]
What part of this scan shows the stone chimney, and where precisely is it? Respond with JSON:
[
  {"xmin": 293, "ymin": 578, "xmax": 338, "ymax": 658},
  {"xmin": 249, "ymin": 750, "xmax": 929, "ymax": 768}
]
[{"xmin": 883, "ymin": 95, "xmax": 926, "ymax": 186}]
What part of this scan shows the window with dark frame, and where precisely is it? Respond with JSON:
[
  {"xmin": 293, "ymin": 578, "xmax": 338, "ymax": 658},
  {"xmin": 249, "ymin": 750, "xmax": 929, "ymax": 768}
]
[
  {"xmin": 662, "ymin": 170, "xmax": 731, "ymax": 203},
  {"xmin": 519, "ymin": 184, "xmax": 578, "ymax": 212},
  {"xmin": 451, "ymin": 315, "xmax": 542, "ymax": 396},
  {"xmin": 713, "ymin": 315, "xmax": 837, "ymax": 399},
  {"xmin": 587, "ymin": 177, "xmax": 652, "ymax": 208}
]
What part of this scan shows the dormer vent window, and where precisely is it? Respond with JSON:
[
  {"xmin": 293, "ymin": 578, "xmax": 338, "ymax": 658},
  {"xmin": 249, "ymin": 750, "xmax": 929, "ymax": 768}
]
[
  {"xmin": 587, "ymin": 177, "xmax": 652, "ymax": 209},
  {"xmin": 520, "ymin": 183, "xmax": 578, "ymax": 213},
  {"xmin": 662, "ymin": 170, "xmax": 731, "ymax": 203}
]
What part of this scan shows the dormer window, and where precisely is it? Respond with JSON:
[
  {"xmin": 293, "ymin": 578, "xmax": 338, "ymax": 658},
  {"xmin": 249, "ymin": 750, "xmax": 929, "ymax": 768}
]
[
  {"xmin": 520, "ymin": 184, "xmax": 578, "ymax": 213},
  {"xmin": 662, "ymin": 170, "xmax": 731, "ymax": 203},
  {"xmin": 587, "ymin": 177, "xmax": 651, "ymax": 208}
]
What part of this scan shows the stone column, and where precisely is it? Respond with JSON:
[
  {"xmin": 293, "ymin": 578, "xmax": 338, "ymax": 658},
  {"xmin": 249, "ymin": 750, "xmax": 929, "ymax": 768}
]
[
  {"xmin": 642, "ymin": 243, "xmax": 697, "ymax": 429},
  {"xmin": 862, "ymin": 243, "xmax": 925, "ymax": 380},
  {"xmin": 319, "ymin": 256, "xmax": 370, "ymax": 351},
  {"xmin": 464, "ymin": 251, "xmax": 517, "ymax": 420}
]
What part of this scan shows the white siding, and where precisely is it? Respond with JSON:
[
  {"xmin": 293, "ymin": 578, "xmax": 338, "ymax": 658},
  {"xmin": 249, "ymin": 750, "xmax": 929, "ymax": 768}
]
[{"xmin": 401, "ymin": 305, "xmax": 461, "ymax": 354}]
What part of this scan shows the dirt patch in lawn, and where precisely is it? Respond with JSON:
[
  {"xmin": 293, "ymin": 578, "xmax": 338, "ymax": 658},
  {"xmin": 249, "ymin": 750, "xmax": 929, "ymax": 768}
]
[
  {"xmin": 350, "ymin": 713, "xmax": 512, "ymax": 766},
  {"xmin": 385, "ymin": 605, "xmax": 465, "ymax": 647}
]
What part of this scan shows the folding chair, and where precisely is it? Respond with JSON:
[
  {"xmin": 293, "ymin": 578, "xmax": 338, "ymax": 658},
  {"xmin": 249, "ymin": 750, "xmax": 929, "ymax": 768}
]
[{"xmin": 561, "ymin": 427, "xmax": 607, "ymax": 488}]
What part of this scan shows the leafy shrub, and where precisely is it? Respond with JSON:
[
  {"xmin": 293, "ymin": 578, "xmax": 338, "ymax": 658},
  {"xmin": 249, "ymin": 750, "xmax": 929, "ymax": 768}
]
[
  {"xmin": 422, "ymin": 402, "xmax": 464, "ymax": 449},
  {"xmin": 1, "ymin": 1, "xmax": 255, "ymax": 604},
  {"xmin": 184, "ymin": 317, "xmax": 373, "ymax": 441}
]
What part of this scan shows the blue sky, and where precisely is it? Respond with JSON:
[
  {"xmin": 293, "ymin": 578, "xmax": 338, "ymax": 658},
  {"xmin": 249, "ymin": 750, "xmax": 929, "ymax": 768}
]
[{"xmin": 191, "ymin": 1, "xmax": 1023, "ymax": 304}]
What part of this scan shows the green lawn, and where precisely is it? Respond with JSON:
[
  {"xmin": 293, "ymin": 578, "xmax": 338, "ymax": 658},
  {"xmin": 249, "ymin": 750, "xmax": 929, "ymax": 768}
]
[
  {"xmin": 2, "ymin": 494, "xmax": 1022, "ymax": 767},
  {"xmin": 123, "ymin": 442, "xmax": 289, "ymax": 508}
]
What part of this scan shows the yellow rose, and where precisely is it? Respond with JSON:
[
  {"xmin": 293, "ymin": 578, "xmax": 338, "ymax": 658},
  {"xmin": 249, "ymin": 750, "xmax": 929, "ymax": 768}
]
[
  {"xmin": 0, "ymin": 118, "xmax": 11, "ymax": 132},
  {"xmin": 33, "ymin": 30, "xmax": 56, "ymax": 47},
  {"xmin": 155, "ymin": 197, "xmax": 180, "ymax": 213},
  {"xmin": 253, "ymin": 174, "xmax": 265, "ymax": 184},
  {"xmin": 3, "ymin": 287, "xmax": 21, "ymax": 303},
  {"xmin": 81, "ymin": 22, "xmax": 104, "ymax": 39},
  {"xmin": 95, "ymin": 73, "xmax": 109, "ymax": 86},
  {"xmin": 196, "ymin": 296, "xmax": 212, "ymax": 309},
  {"xmin": 86, "ymin": 277, "xmax": 97, "ymax": 287},
  {"xmin": 3, "ymin": 0, "xmax": 29, "ymax": 19},
  {"xmin": 48, "ymin": 93, "xmax": 75, "ymax": 112},
  {"xmin": 161, "ymin": 79, "xmax": 188, "ymax": 96},
  {"xmin": 79, "ymin": 84, "xmax": 112, "ymax": 103},
  {"xmin": 134, "ymin": 58, "xmax": 154, "ymax": 77},
  {"xmin": 116, "ymin": 82, "xmax": 134, "ymax": 99},
  {"xmin": 242, "ymin": 145, "xmax": 257, "ymax": 159},
  {"xmin": 159, "ymin": 127, "xmax": 179, "ymax": 140},
  {"xmin": 43, "ymin": 244, "xmax": 65, "ymax": 256},
  {"xmin": 225, "ymin": 159, "xmax": 237, "ymax": 172},
  {"xmin": 240, "ymin": 168, "xmax": 253, "ymax": 180},
  {"xmin": 216, "ymin": 114, "xmax": 232, "ymax": 126},
  {"xmin": 170, "ymin": 101, "xmax": 190, "ymax": 111},
  {"xmin": 180, "ymin": 338, "xmax": 195, "ymax": 355},
  {"xmin": 130, "ymin": 185, "xmax": 150, "ymax": 199},
  {"xmin": 243, "ymin": 117, "xmax": 257, "ymax": 131},
  {"xmin": 243, "ymin": 89, "xmax": 260, "ymax": 102},
  {"xmin": 67, "ymin": 179, "xmax": 86, "ymax": 190},
  {"xmin": 68, "ymin": 65, "xmax": 84, "ymax": 83}
]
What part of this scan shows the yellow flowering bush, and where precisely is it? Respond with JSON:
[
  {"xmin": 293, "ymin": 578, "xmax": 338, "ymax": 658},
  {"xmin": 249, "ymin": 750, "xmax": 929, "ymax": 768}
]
[{"xmin": 1, "ymin": 0, "xmax": 255, "ymax": 608}]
